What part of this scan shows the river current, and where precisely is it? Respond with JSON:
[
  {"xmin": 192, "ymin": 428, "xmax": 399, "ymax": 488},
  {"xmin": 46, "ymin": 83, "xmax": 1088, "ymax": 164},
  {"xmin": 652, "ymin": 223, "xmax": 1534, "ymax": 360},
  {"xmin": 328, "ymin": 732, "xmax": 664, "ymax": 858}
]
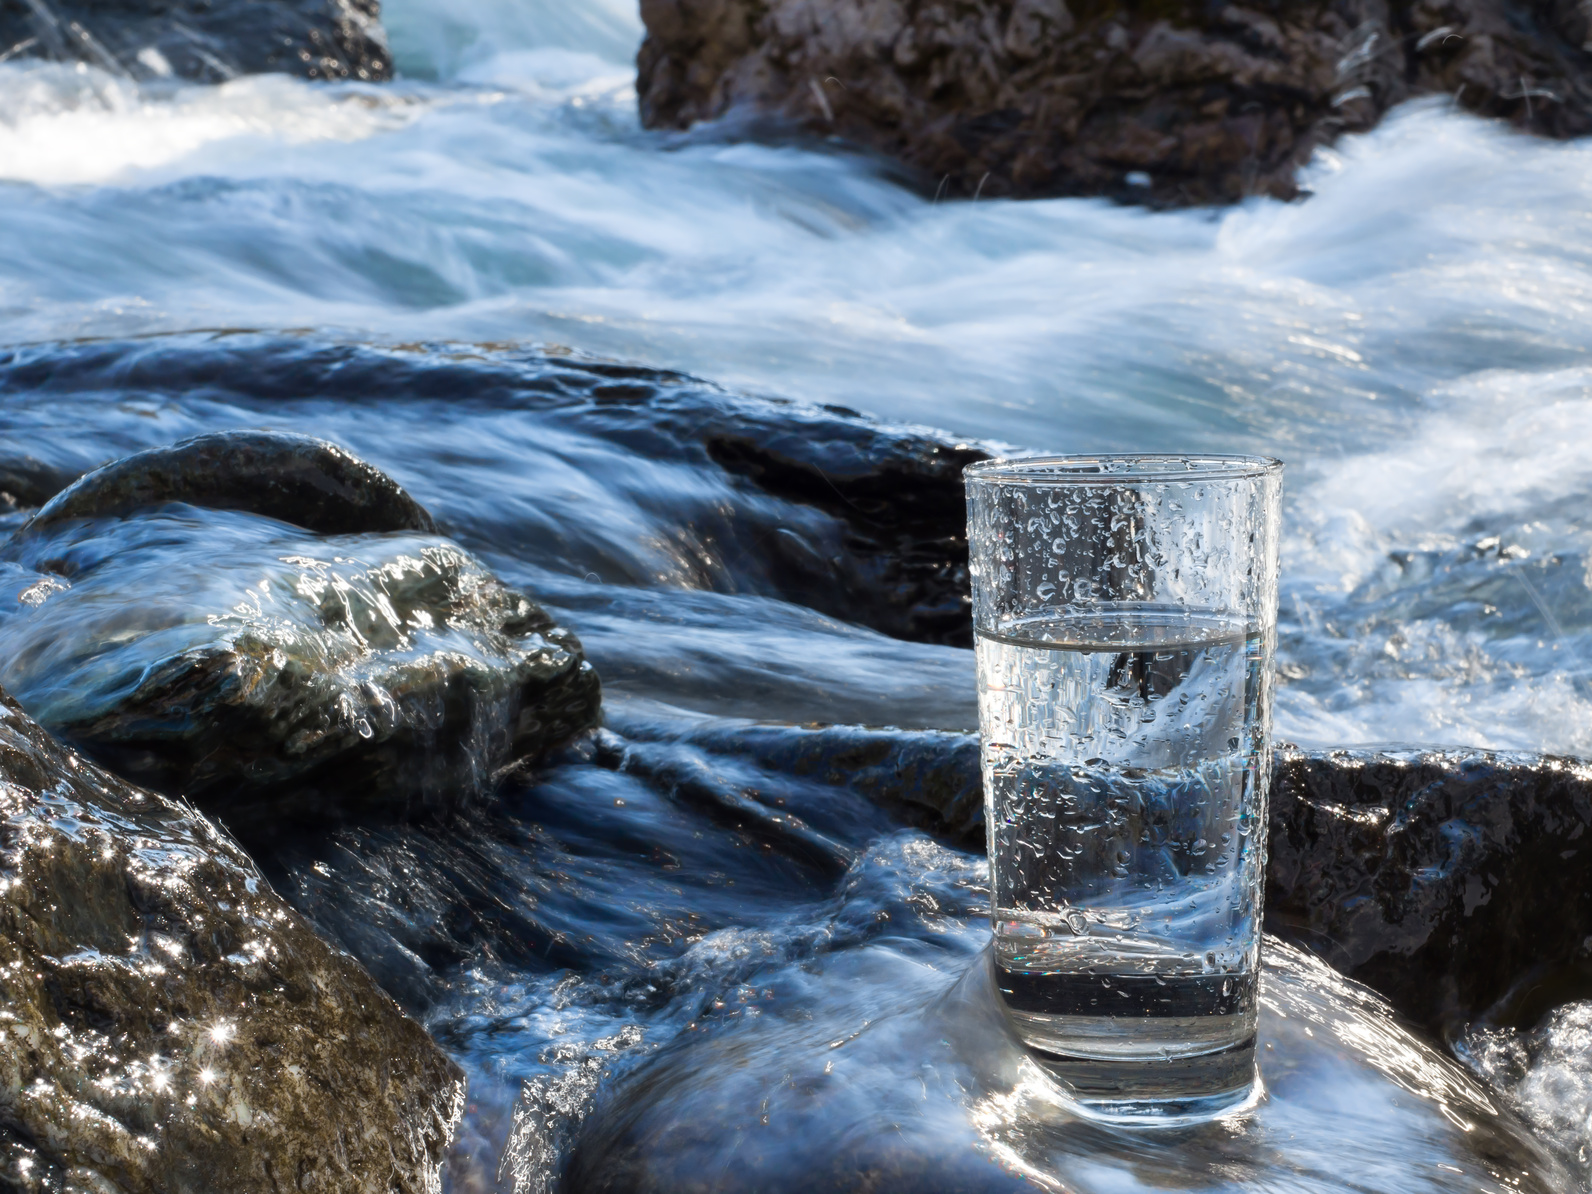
[{"xmin": 3, "ymin": 0, "xmax": 1592, "ymax": 1189}]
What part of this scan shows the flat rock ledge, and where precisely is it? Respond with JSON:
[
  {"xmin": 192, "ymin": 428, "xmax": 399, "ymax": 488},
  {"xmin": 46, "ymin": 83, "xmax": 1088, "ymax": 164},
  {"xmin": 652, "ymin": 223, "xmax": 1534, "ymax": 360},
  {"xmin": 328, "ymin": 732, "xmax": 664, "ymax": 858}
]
[
  {"xmin": 0, "ymin": 687, "xmax": 464, "ymax": 1192},
  {"xmin": 637, "ymin": 0, "xmax": 1592, "ymax": 205}
]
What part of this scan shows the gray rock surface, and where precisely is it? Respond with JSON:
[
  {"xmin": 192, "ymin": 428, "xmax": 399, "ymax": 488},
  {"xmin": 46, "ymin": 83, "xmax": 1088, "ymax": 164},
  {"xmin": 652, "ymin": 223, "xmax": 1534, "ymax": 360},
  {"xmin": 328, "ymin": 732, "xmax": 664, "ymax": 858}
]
[
  {"xmin": 0, "ymin": 686, "xmax": 464, "ymax": 1192},
  {"xmin": 637, "ymin": 0, "xmax": 1592, "ymax": 206},
  {"xmin": 0, "ymin": 0, "xmax": 390, "ymax": 83},
  {"xmin": 1268, "ymin": 747, "xmax": 1592, "ymax": 1040}
]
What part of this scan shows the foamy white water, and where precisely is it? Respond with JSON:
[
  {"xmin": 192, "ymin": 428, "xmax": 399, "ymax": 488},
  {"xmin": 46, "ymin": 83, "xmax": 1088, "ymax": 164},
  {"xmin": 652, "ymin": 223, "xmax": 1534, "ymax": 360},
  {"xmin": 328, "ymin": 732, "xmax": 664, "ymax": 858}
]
[{"xmin": 0, "ymin": 1, "xmax": 1589, "ymax": 755}]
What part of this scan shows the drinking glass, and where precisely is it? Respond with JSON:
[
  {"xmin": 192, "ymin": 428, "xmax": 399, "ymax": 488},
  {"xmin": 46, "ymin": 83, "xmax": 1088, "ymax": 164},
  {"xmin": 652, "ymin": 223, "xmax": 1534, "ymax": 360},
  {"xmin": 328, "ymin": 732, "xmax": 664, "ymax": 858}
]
[{"xmin": 965, "ymin": 454, "xmax": 1283, "ymax": 1122}]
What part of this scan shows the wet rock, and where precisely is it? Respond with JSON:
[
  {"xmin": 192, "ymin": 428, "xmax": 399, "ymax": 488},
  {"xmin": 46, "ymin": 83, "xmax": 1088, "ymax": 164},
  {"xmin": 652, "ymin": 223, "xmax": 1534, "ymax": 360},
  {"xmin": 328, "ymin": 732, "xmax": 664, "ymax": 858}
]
[
  {"xmin": 0, "ymin": 445, "xmax": 600, "ymax": 840},
  {"xmin": 636, "ymin": 0, "xmax": 1592, "ymax": 206},
  {"xmin": 0, "ymin": 686, "xmax": 464, "ymax": 1191},
  {"xmin": 0, "ymin": 337, "xmax": 987, "ymax": 647},
  {"xmin": 1267, "ymin": 747, "xmax": 1592, "ymax": 1041},
  {"xmin": 0, "ymin": 0, "xmax": 391, "ymax": 84},
  {"xmin": 563, "ymin": 939, "xmax": 1568, "ymax": 1193},
  {"xmin": 24, "ymin": 429, "xmax": 437, "ymax": 537},
  {"xmin": 702, "ymin": 423, "xmax": 984, "ymax": 645},
  {"xmin": 0, "ymin": 456, "xmax": 76, "ymax": 515},
  {"xmin": 249, "ymin": 702, "xmax": 1592, "ymax": 1189},
  {"xmin": 268, "ymin": 706, "xmax": 956, "ymax": 1013}
]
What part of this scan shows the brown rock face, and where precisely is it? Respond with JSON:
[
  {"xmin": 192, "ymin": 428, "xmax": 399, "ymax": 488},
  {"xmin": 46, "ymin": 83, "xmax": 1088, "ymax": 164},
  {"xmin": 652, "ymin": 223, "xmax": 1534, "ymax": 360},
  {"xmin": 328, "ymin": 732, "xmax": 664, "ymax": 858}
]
[
  {"xmin": 0, "ymin": 688, "xmax": 464, "ymax": 1192},
  {"xmin": 637, "ymin": 0, "xmax": 1592, "ymax": 205}
]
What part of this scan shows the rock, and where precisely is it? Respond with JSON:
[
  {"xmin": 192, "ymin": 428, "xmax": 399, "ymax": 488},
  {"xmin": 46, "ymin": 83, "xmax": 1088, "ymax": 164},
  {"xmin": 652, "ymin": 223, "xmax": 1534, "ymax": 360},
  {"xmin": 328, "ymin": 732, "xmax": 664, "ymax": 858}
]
[
  {"xmin": 260, "ymin": 706, "xmax": 985, "ymax": 1016},
  {"xmin": 636, "ymin": 0, "xmax": 1592, "ymax": 206},
  {"xmin": 0, "ymin": 0, "xmax": 390, "ymax": 83},
  {"xmin": 701, "ymin": 419, "xmax": 984, "ymax": 646},
  {"xmin": 0, "ymin": 337, "xmax": 988, "ymax": 648},
  {"xmin": 23, "ymin": 430, "xmax": 438, "ymax": 538},
  {"xmin": 0, "ymin": 686, "xmax": 464, "ymax": 1191},
  {"xmin": 563, "ymin": 938, "xmax": 1568, "ymax": 1193},
  {"xmin": 1267, "ymin": 747, "xmax": 1592, "ymax": 1041},
  {"xmin": 0, "ymin": 437, "xmax": 600, "ymax": 841},
  {"xmin": 0, "ymin": 456, "xmax": 77, "ymax": 516}
]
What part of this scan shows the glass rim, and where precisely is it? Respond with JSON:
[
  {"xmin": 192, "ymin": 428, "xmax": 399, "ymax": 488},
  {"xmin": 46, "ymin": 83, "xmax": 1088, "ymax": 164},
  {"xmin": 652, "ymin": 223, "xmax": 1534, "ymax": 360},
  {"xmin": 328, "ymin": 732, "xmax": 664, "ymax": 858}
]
[{"xmin": 964, "ymin": 453, "xmax": 1283, "ymax": 484}]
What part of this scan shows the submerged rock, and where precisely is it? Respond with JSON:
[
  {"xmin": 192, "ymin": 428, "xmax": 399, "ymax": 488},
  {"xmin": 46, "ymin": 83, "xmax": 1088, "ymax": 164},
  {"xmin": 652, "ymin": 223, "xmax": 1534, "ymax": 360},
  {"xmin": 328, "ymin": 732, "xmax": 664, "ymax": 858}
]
[
  {"xmin": 0, "ymin": 687, "xmax": 463, "ymax": 1191},
  {"xmin": 594, "ymin": 712, "xmax": 1592, "ymax": 1039},
  {"xmin": 258, "ymin": 703, "xmax": 1592, "ymax": 1189},
  {"xmin": 563, "ymin": 939, "xmax": 1567, "ymax": 1192},
  {"xmin": 0, "ymin": 0, "xmax": 390, "ymax": 84},
  {"xmin": 636, "ymin": 0, "xmax": 1592, "ymax": 206},
  {"xmin": 0, "ymin": 434, "xmax": 600, "ymax": 839}
]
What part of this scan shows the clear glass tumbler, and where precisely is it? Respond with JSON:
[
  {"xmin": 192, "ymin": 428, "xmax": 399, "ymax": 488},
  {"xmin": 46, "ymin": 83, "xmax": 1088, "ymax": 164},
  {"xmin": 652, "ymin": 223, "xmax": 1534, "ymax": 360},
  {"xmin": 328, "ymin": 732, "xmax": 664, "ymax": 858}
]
[{"xmin": 965, "ymin": 454, "xmax": 1283, "ymax": 1122}]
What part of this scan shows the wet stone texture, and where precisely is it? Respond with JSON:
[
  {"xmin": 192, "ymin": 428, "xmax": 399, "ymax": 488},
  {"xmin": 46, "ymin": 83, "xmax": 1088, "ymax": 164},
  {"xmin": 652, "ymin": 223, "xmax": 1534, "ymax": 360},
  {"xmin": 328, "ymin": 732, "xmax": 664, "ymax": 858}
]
[
  {"xmin": 1268, "ymin": 747, "xmax": 1592, "ymax": 1041},
  {"xmin": 562, "ymin": 941, "xmax": 1569, "ymax": 1194},
  {"xmin": 0, "ymin": 687, "xmax": 464, "ymax": 1193},
  {"xmin": 636, "ymin": 0, "xmax": 1592, "ymax": 206},
  {"xmin": 0, "ymin": 431, "xmax": 600, "ymax": 841},
  {"xmin": 0, "ymin": 0, "xmax": 391, "ymax": 84}
]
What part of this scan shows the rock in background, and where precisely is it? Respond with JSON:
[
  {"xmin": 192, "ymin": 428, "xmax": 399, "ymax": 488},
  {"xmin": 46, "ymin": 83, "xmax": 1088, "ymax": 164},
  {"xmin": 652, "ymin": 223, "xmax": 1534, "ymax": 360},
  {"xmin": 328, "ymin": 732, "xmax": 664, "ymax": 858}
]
[
  {"xmin": 636, "ymin": 0, "xmax": 1592, "ymax": 206},
  {"xmin": 0, "ymin": 0, "xmax": 390, "ymax": 83},
  {"xmin": 0, "ymin": 687, "xmax": 463, "ymax": 1192}
]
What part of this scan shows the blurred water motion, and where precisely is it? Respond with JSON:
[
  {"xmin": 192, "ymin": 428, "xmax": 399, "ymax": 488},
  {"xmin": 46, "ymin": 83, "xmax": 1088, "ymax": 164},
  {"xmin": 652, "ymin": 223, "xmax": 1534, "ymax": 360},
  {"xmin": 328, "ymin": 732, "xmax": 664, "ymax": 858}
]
[{"xmin": 4, "ymin": 0, "xmax": 1592, "ymax": 1187}]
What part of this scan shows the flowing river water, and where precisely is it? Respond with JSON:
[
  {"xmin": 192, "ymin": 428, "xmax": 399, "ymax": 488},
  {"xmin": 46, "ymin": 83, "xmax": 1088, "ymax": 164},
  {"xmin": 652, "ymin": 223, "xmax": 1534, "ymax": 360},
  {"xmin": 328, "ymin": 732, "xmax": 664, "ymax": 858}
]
[{"xmin": 3, "ymin": 0, "xmax": 1592, "ymax": 1189}]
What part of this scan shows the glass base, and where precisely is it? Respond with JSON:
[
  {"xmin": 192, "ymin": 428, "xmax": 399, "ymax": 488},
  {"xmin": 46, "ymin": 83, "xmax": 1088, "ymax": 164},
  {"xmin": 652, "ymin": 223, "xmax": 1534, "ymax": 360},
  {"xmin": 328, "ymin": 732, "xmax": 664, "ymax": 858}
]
[{"xmin": 1030, "ymin": 1039, "xmax": 1262, "ymax": 1126}]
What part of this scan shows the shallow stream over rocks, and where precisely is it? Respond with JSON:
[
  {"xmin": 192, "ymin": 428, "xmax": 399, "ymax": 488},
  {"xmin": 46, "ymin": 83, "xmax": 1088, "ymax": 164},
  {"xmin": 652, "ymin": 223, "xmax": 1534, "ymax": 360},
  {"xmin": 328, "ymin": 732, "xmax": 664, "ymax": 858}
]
[{"xmin": 5, "ymin": 1, "xmax": 1592, "ymax": 1189}]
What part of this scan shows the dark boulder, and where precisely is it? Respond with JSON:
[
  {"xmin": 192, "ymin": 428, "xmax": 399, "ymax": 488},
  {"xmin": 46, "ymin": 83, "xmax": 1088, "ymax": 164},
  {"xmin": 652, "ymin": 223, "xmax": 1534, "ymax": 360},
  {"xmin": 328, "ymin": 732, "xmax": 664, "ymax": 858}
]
[
  {"xmin": 23, "ymin": 429, "xmax": 437, "ymax": 538},
  {"xmin": 0, "ymin": 0, "xmax": 390, "ymax": 83},
  {"xmin": 0, "ymin": 434, "xmax": 600, "ymax": 841},
  {"xmin": 1267, "ymin": 747, "xmax": 1592, "ymax": 1040},
  {"xmin": 636, "ymin": 0, "xmax": 1592, "ymax": 206},
  {"xmin": 0, "ymin": 686, "xmax": 464, "ymax": 1191},
  {"xmin": 701, "ymin": 420, "xmax": 984, "ymax": 645}
]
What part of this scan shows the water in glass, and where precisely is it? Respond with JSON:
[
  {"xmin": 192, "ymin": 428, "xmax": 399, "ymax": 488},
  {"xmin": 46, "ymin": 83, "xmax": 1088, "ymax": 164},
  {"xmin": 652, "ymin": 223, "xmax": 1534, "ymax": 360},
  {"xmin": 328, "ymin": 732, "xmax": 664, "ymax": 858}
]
[{"xmin": 977, "ymin": 606, "xmax": 1265, "ymax": 1112}]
